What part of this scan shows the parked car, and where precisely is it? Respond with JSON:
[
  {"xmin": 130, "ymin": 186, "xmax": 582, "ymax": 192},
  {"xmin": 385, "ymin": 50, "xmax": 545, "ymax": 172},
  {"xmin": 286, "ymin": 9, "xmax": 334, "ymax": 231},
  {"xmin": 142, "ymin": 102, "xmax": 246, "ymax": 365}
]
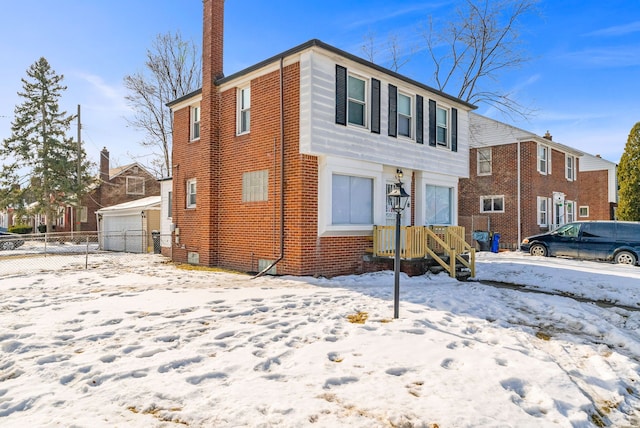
[
  {"xmin": 520, "ymin": 221, "xmax": 640, "ymax": 265},
  {"xmin": 0, "ymin": 231, "xmax": 25, "ymax": 251}
]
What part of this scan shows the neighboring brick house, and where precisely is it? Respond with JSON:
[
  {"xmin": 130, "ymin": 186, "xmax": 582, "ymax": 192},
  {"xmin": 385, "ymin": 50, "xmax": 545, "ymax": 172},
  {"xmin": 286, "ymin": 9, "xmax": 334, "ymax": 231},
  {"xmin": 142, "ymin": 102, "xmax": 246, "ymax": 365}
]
[
  {"xmin": 459, "ymin": 113, "xmax": 584, "ymax": 249},
  {"xmin": 167, "ymin": 0, "xmax": 476, "ymax": 277},
  {"xmin": 59, "ymin": 147, "xmax": 160, "ymax": 232},
  {"xmin": 577, "ymin": 153, "xmax": 618, "ymax": 221}
]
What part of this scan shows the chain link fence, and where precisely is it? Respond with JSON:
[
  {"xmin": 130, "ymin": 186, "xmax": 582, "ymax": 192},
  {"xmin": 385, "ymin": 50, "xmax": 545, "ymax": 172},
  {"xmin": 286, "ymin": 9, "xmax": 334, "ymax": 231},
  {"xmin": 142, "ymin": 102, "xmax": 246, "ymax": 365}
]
[{"xmin": 0, "ymin": 231, "xmax": 169, "ymax": 276}]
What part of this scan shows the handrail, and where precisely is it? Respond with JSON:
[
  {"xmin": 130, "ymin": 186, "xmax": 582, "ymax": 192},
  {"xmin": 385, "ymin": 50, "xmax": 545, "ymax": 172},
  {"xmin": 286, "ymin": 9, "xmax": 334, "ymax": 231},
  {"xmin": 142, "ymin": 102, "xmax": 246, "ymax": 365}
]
[{"xmin": 372, "ymin": 225, "xmax": 475, "ymax": 278}]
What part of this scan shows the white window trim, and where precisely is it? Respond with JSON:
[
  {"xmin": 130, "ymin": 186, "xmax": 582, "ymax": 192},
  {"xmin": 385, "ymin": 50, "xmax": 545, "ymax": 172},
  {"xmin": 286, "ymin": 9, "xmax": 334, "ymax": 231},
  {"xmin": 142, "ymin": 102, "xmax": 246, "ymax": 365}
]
[
  {"xmin": 186, "ymin": 179, "xmax": 197, "ymax": 209},
  {"xmin": 537, "ymin": 196, "xmax": 549, "ymax": 226},
  {"xmin": 126, "ymin": 176, "xmax": 145, "ymax": 195},
  {"xmin": 480, "ymin": 195, "xmax": 505, "ymax": 213},
  {"xmin": 565, "ymin": 200, "xmax": 575, "ymax": 223},
  {"xmin": 537, "ymin": 144, "xmax": 551, "ymax": 175},
  {"xmin": 237, "ymin": 86, "xmax": 250, "ymax": 135},
  {"xmin": 190, "ymin": 104, "xmax": 200, "ymax": 141},
  {"xmin": 318, "ymin": 157, "xmax": 384, "ymax": 236},
  {"xmin": 477, "ymin": 147, "xmax": 492, "ymax": 176},
  {"xmin": 412, "ymin": 172, "xmax": 458, "ymax": 227},
  {"xmin": 347, "ymin": 72, "xmax": 368, "ymax": 129},
  {"xmin": 436, "ymin": 106, "xmax": 449, "ymax": 147},
  {"xmin": 397, "ymin": 91, "xmax": 413, "ymax": 139},
  {"xmin": 565, "ymin": 154, "xmax": 576, "ymax": 181},
  {"xmin": 425, "ymin": 184, "xmax": 454, "ymax": 225},
  {"xmin": 579, "ymin": 205, "xmax": 589, "ymax": 218}
]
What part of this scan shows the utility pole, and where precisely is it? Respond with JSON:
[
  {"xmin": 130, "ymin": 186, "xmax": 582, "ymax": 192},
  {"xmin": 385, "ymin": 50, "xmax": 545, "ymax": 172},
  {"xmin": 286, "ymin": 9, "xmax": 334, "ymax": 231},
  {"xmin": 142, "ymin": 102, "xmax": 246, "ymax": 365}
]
[{"xmin": 75, "ymin": 104, "xmax": 81, "ymax": 233}]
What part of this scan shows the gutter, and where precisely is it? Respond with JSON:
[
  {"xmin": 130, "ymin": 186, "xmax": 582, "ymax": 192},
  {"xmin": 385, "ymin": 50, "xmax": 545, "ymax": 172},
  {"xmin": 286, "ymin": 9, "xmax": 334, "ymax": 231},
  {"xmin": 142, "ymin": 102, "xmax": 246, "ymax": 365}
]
[{"xmin": 517, "ymin": 141, "xmax": 522, "ymax": 246}]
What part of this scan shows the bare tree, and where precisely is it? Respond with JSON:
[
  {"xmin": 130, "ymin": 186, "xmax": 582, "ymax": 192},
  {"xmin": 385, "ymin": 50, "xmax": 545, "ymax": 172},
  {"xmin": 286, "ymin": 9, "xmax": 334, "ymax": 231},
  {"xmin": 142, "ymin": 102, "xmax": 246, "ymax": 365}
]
[
  {"xmin": 363, "ymin": 0, "xmax": 537, "ymax": 118},
  {"xmin": 361, "ymin": 31, "xmax": 414, "ymax": 72},
  {"xmin": 424, "ymin": 0, "xmax": 538, "ymax": 117},
  {"xmin": 124, "ymin": 31, "xmax": 201, "ymax": 178}
]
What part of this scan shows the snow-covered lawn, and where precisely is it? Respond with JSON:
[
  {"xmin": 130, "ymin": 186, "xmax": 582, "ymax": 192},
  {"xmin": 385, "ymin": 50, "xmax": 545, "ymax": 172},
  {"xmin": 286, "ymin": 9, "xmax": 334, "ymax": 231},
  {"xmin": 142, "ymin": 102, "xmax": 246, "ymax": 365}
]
[{"xmin": 1, "ymin": 251, "xmax": 639, "ymax": 427}]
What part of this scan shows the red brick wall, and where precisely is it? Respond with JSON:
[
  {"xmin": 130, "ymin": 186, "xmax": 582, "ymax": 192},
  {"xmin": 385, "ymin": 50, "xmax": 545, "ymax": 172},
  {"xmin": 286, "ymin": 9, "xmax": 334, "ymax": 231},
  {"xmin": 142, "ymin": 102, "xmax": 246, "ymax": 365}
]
[
  {"xmin": 578, "ymin": 169, "xmax": 614, "ymax": 220},
  {"xmin": 459, "ymin": 141, "xmax": 581, "ymax": 248},
  {"xmin": 169, "ymin": 0, "xmax": 409, "ymax": 277},
  {"xmin": 171, "ymin": 60, "xmax": 380, "ymax": 277},
  {"xmin": 459, "ymin": 144, "xmax": 520, "ymax": 247}
]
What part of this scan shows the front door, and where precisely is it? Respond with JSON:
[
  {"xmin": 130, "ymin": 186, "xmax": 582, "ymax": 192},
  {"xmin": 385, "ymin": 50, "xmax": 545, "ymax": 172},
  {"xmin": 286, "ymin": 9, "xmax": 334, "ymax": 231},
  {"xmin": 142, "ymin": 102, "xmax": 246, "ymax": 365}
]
[{"xmin": 385, "ymin": 181, "xmax": 410, "ymax": 226}]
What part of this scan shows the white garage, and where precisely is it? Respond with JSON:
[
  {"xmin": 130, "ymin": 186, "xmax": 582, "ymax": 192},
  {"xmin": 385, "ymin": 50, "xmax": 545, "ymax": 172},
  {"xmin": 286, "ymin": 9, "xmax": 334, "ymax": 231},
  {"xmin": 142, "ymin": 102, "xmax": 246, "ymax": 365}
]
[{"xmin": 96, "ymin": 196, "xmax": 161, "ymax": 253}]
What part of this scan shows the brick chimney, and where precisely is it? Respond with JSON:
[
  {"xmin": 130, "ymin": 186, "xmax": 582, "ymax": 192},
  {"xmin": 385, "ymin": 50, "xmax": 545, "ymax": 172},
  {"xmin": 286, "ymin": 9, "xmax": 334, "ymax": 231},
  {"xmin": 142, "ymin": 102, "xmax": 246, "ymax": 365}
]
[
  {"xmin": 203, "ymin": 0, "xmax": 224, "ymax": 84},
  {"xmin": 197, "ymin": 0, "xmax": 224, "ymax": 265},
  {"xmin": 100, "ymin": 147, "xmax": 109, "ymax": 182},
  {"xmin": 543, "ymin": 130, "xmax": 552, "ymax": 141}
]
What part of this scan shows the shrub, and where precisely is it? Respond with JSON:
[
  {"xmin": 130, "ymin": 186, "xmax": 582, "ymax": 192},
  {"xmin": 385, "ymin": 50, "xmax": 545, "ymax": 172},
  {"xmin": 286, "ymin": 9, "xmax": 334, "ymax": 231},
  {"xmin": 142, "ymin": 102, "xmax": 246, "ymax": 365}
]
[{"xmin": 8, "ymin": 224, "xmax": 33, "ymax": 234}]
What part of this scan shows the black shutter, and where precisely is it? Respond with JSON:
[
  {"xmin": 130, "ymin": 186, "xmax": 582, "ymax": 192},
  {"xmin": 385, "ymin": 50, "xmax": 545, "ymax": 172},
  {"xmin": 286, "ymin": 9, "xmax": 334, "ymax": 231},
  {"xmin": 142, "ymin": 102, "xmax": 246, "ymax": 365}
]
[
  {"xmin": 335, "ymin": 65, "xmax": 347, "ymax": 126},
  {"xmin": 416, "ymin": 95, "xmax": 424, "ymax": 144},
  {"xmin": 388, "ymin": 84, "xmax": 397, "ymax": 137},
  {"xmin": 371, "ymin": 78, "xmax": 380, "ymax": 134},
  {"xmin": 428, "ymin": 99, "xmax": 436, "ymax": 147},
  {"xmin": 451, "ymin": 107, "xmax": 458, "ymax": 152}
]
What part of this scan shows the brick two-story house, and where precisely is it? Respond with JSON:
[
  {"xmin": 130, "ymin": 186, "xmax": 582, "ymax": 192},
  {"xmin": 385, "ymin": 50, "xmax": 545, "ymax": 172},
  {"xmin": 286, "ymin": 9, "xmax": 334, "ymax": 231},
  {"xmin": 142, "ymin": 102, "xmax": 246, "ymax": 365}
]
[
  {"xmin": 167, "ymin": 0, "xmax": 476, "ymax": 277},
  {"xmin": 459, "ymin": 113, "xmax": 584, "ymax": 249},
  {"xmin": 59, "ymin": 147, "xmax": 160, "ymax": 232}
]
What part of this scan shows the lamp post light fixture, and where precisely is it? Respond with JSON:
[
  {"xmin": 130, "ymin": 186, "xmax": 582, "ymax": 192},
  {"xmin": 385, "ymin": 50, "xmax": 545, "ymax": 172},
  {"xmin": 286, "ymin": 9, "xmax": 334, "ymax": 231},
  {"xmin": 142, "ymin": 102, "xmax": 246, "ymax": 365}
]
[{"xmin": 387, "ymin": 169, "xmax": 410, "ymax": 319}]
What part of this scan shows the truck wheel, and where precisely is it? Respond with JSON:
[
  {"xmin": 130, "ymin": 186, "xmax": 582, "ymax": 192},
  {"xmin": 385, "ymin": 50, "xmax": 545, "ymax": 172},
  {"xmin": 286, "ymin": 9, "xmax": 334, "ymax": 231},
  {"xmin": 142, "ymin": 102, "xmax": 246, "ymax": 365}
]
[
  {"xmin": 614, "ymin": 251, "xmax": 637, "ymax": 265},
  {"xmin": 529, "ymin": 244, "xmax": 547, "ymax": 257}
]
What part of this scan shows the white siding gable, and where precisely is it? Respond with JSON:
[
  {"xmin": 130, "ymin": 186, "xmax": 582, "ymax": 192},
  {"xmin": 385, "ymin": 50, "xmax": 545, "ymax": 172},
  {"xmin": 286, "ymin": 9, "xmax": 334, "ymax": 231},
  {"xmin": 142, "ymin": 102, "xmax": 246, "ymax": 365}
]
[{"xmin": 299, "ymin": 49, "xmax": 472, "ymax": 180}]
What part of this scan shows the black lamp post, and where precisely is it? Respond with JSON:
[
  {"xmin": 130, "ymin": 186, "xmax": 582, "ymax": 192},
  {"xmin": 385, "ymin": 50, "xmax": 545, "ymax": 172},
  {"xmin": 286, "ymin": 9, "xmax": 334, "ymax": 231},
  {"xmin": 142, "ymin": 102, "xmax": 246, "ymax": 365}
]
[{"xmin": 387, "ymin": 169, "xmax": 410, "ymax": 319}]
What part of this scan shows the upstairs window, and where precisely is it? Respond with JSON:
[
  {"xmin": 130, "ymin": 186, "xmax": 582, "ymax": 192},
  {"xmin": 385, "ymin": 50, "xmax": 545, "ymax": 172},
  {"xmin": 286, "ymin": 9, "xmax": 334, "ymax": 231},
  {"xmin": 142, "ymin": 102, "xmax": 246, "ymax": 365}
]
[
  {"xmin": 436, "ymin": 107, "xmax": 448, "ymax": 146},
  {"xmin": 190, "ymin": 105, "xmax": 200, "ymax": 141},
  {"xmin": 538, "ymin": 144, "xmax": 550, "ymax": 174},
  {"xmin": 566, "ymin": 154, "xmax": 576, "ymax": 181},
  {"xmin": 126, "ymin": 176, "xmax": 145, "ymax": 195},
  {"xmin": 167, "ymin": 191, "xmax": 172, "ymax": 218},
  {"xmin": 238, "ymin": 86, "xmax": 250, "ymax": 134},
  {"xmin": 347, "ymin": 75, "xmax": 367, "ymax": 127},
  {"xmin": 397, "ymin": 93, "xmax": 412, "ymax": 138},
  {"xmin": 477, "ymin": 147, "xmax": 492, "ymax": 175}
]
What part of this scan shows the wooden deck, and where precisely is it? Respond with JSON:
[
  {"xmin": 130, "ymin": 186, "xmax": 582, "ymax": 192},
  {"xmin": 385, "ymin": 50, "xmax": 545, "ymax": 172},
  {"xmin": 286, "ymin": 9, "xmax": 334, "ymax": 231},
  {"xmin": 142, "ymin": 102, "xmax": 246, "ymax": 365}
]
[{"xmin": 372, "ymin": 225, "xmax": 475, "ymax": 278}]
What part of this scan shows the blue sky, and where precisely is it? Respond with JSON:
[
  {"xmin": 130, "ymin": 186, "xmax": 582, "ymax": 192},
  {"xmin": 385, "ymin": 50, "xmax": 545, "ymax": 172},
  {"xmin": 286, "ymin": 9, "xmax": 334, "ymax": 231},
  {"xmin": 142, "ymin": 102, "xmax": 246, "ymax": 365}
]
[{"xmin": 1, "ymin": 0, "xmax": 638, "ymax": 171}]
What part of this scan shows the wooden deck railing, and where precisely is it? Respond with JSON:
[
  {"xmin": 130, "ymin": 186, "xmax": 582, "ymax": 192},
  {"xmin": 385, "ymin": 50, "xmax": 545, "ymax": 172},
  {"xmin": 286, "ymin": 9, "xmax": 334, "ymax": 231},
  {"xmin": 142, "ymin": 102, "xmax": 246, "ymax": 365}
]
[{"xmin": 372, "ymin": 225, "xmax": 475, "ymax": 278}]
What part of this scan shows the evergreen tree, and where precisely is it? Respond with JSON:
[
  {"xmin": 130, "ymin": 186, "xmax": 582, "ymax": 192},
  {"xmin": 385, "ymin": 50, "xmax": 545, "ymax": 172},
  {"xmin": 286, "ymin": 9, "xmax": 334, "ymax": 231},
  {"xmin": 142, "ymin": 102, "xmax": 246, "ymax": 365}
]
[
  {"xmin": 617, "ymin": 122, "xmax": 640, "ymax": 221},
  {"xmin": 1, "ymin": 57, "xmax": 94, "ymax": 232}
]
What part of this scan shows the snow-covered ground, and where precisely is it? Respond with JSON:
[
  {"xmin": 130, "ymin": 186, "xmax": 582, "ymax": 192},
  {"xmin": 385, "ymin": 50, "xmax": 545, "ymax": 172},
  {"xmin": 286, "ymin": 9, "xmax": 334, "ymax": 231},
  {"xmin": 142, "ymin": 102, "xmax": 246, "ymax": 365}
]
[{"xmin": 1, "ymin": 251, "xmax": 639, "ymax": 427}]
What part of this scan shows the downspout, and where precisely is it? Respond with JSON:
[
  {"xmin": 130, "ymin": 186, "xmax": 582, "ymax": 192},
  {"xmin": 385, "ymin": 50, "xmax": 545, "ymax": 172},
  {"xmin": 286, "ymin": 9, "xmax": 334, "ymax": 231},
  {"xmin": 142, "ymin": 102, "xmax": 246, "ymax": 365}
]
[
  {"xmin": 517, "ymin": 141, "xmax": 522, "ymax": 246},
  {"xmin": 254, "ymin": 56, "xmax": 285, "ymax": 278}
]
